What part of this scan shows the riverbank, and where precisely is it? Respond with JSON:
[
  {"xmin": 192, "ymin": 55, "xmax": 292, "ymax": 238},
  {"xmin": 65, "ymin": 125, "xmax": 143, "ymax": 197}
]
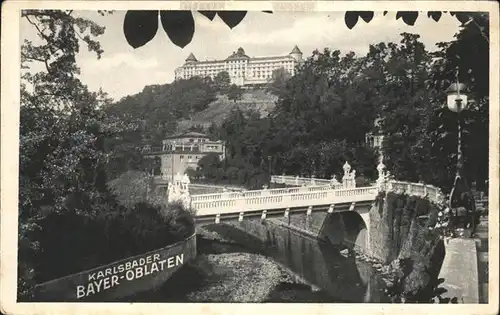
[
  {"xmin": 123, "ymin": 218, "xmax": 410, "ymax": 303},
  {"xmin": 122, "ymin": 230, "xmax": 328, "ymax": 302},
  {"xmin": 185, "ymin": 252, "xmax": 307, "ymax": 302},
  {"xmin": 199, "ymin": 222, "xmax": 390, "ymax": 302},
  {"xmin": 194, "ymin": 226, "xmax": 333, "ymax": 302}
]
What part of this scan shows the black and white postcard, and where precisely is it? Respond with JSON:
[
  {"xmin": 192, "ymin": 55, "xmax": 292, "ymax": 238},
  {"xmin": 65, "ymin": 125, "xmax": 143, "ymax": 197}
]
[{"xmin": 1, "ymin": 1, "xmax": 498, "ymax": 315}]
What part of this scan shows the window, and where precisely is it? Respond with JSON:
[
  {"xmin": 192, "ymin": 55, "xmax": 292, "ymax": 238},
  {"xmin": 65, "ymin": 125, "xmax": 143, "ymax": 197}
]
[{"xmin": 180, "ymin": 155, "xmax": 184, "ymax": 160}]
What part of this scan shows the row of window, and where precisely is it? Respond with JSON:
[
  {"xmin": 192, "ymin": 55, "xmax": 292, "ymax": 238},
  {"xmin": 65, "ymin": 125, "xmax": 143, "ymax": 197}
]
[
  {"xmin": 183, "ymin": 59, "xmax": 295, "ymax": 69},
  {"xmin": 180, "ymin": 67, "xmax": 294, "ymax": 78},
  {"xmin": 184, "ymin": 62, "xmax": 294, "ymax": 71}
]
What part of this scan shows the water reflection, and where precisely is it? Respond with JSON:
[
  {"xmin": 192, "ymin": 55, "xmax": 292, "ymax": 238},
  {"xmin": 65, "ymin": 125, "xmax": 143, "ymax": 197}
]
[{"xmin": 236, "ymin": 220, "xmax": 389, "ymax": 303}]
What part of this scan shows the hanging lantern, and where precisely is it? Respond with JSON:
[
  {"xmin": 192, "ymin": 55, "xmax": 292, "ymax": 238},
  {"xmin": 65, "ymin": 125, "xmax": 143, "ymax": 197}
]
[{"xmin": 446, "ymin": 82, "xmax": 468, "ymax": 113}]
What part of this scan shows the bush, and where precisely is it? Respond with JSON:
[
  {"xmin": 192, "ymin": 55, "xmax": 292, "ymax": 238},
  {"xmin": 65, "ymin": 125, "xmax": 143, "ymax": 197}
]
[
  {"xmin": 29, "ymin": 200, "xmax": 195, "ymax": 285},
  {"xmin": 107, "ymin": 170, "xmax": 165, "ymax": 207}
]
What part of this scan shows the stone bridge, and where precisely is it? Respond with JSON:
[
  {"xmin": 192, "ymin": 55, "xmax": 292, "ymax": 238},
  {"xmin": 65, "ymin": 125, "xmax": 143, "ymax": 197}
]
[{"xmin": 167, "ymin": 162, "xmax": 445, "ymax": 252}]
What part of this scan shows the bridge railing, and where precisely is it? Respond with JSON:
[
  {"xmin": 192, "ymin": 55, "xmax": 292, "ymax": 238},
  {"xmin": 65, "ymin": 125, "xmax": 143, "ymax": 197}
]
[
  {"xmin": 190, "ymin": 183, "xmax": 344, "ymax": 203},
  {"xmin": 270, "ymin": 175, "xmax": 335, "ymax": 186},
  {"xmin": 192, "ymin": 186, "xmax": 379, "ymax": 216},
  {"xmin": 388, "ymin": 180, "xmax": 445, "ymax": 205}
]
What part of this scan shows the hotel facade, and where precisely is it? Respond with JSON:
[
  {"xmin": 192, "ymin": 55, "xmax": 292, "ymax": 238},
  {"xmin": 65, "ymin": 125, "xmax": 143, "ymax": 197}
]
[{"xmin": 174, "ymin": 46, "xmax": 304, "ymax": 86}]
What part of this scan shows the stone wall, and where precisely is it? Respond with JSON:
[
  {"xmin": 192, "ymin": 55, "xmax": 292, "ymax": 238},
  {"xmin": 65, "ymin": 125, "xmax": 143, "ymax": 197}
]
[
  {"xmin": 368, "ymin": 191, "xmax": 447, "ymax": 299},
  {"xmin": 368, "ymin": 191, "xmax": 442, "ymax": 264},
  {"xmin": 33, "ymin": 233, "xmax": 197, "ymax": 302}
]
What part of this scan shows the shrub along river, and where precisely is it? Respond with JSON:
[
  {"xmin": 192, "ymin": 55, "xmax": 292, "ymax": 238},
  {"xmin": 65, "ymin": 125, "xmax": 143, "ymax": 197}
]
[{"xmin": 123, "ymin": 219, "xmax": 392, "ymax": 303}]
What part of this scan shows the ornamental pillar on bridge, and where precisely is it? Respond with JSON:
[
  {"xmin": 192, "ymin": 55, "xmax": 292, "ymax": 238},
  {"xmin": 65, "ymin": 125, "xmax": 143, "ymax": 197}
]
[
  {"xmin": 167, "ymin": 173, "xmax": 192, "ymax": 210},
  {"xmin": 376, "ymin": 161, "xmax": 387, "ymax": 191},
  {"xmin": 342, "ymin": 162, "xmax": 356, "ymax": 189},
  {"xmin": 330, "ymin": 175, "xmax": 340, "ymax": 187}
]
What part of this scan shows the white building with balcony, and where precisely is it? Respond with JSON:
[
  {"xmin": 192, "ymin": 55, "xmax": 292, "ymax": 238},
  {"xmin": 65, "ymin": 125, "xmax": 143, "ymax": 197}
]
[{"xmin": 143, "ymin": 131, "xmax": 226, "ymax": 181}]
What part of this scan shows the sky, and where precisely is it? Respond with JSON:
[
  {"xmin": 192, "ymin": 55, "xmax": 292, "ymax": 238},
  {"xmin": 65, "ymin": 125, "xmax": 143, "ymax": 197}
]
[{"xmin": 20, "ymin": 11, "xmax": 462, "ymax": 102}]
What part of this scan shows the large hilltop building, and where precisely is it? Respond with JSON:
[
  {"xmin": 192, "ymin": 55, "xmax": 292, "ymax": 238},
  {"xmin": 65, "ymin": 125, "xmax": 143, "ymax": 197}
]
[{"xmin": 174, "ymin": 46, "xmax": 303, "ymax": 86}]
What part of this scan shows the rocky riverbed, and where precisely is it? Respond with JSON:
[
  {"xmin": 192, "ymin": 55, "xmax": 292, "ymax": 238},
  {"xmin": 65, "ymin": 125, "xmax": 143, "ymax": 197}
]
[
  {"xmin": 125, "ymin": 224, "xmax": 402, "ymax": 303},
  {"xmin": 185, "ymin": 252, "xmax": 311, "ymax": 302}
]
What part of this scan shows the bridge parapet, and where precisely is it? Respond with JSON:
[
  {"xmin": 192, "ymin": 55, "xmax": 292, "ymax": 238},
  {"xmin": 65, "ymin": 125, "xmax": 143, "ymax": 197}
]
[
  {"xmin": 190, "ymin": 182, "xmax": 344, "ymax": 203},
  {"xmin": 271, "ymin": 175, "xmax": 336, "ymax": 187},
  {"xmin": 376, "ymin": 161, "xmax": 446, "ymax": 206},
  {"xmin": 271, "ymin": 162, "xmax": 356, "ymax": 189},
  {"xmin": 192, "ymin": 186, "xmax": 379, "ymax": 216},
  {"xmin": 189, "ymin": 161, "xmax": 446, "ymax": 218}
]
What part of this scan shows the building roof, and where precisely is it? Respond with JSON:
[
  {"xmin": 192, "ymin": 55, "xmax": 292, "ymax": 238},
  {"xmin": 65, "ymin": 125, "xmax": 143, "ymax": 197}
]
[
  {"xmin": 165, "ymin": 131, "xmax": 210, "ymax": 139},
  {"xmin": 185, "ymin": 53, "xmax": 198, "ymax": 62},
  {"xmin": 290, "ymin": 45, "xmax": 302, "ymax": 54},
  {"xmin": 226, "ymin": 47, "xmax": 250, "ymax": 60},
  {"xmin": 250, "ymin": 55, "xmax": 295, "ymax": 62}
]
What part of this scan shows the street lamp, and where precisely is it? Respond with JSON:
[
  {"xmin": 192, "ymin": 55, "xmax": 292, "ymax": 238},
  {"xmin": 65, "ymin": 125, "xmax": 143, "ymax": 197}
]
[
  {"xmin": 446, "ymin": 68, "xmax": 476, "ymax": 236},
  {"xmin": 268, "ymin": 155, "xmax": 272, "ymax": 187}
]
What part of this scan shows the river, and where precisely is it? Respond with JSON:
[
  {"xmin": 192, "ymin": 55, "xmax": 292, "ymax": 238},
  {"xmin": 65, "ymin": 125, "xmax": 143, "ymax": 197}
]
[{"xmin": 123, "ymin": 218, "xmax": 390, "ymax": 303}]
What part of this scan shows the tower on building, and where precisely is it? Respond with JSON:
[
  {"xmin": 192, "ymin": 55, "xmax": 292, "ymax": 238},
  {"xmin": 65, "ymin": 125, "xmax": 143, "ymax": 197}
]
[
  {"xmin": 289, "ymin": 45, "xmax": 303, "ymax": 63},
  {"xmin": 185, "ymin": 53, "xmax": 198, "ymax": 64}
]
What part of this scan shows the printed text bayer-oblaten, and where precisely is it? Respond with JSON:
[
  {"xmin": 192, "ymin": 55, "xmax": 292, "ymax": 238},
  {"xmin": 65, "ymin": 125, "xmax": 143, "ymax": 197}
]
[{"xmin": 76, "ymin": 253, "xmax": 184, "ymax": 298}]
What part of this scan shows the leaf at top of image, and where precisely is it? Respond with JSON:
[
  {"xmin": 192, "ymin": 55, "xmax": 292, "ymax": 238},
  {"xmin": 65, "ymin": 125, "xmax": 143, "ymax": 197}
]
[
  {"xmin": 344, "ymin": 12, "xmax": 359, "ymax": 29},
  {"xmin": 160, "ymin": 10, "xmax": 195, "ymax": 48},
  {"xmin": 123, "ymin": 10, "xmax": 159, "ymax": 49},
  {"xmin": 358, "ymin": 11, "xmax": 374, "ymax": 23},
  {"xmin": 427, "ymin": 11, "xmax": 442, "ymax": 22},
  {"xmin": 199, "ymin": 11, "xmax": 216, "ymax": 21},
  {"xmin": 217, "ymin": 11, "xmax": 248, "ymax": 29},
  {"xmin": 397, "ymin": 11, "xmax": 419, "ymax": 26}
]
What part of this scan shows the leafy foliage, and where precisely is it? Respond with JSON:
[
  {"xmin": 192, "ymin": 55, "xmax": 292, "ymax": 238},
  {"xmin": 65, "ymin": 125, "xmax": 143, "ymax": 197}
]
[
  {"xmin": 105, "ymin": 77, "xmax": 217, "ymax": 144},
  {"xmin": 214, "ymin": 71, "xmax": 231, "ymax": 92},
  {"xmin": 347, "ymin": 15, "xmax": 489, "ymax": 194},
  {"xmin": 160, "ymin": 11, "xmax": 195, "ymax": 48},
  {"xmin": 267, "ymin": 67, "xmax": 292, "ymax": 97},
  {"xmin": 121, "ymin": 10, "xmax": 487, "ymax": 49},
  {"xmin": 123, "ymin": 10, "xmax": 159, "ymax": 49},
  {"xmin": 227, "ymin": 84, "xmax": 244, "ymax": 102},
  {"xmin": 344, "ymin": 11, "xmax": 484, "ymax": 30},
  {"xmin": 123, "ymin": 10, "xmax": 272, "ymax": 49}
]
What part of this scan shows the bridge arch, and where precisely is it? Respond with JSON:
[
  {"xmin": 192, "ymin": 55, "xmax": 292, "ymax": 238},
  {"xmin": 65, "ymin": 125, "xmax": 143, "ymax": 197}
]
[{"xmin": 319, "ymin": 210, "xmax": 369, "ymax": 252}]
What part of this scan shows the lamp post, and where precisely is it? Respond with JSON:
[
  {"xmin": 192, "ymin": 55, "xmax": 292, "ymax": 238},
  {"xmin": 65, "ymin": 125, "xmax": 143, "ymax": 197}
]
[
  {"xmin": 446, "ymin": 68, "xmax": 476, "ymax": 236},
  {"xmin": 268, "ymin": 155, "xmax": 272, "ymax": 187}
]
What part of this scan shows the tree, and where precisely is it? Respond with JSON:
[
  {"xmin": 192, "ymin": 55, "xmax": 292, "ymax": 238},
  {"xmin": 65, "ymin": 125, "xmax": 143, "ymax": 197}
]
[
  {"xmin": 106, "ymin": 76, "xmax": 216, "ymax": 144},
  {"xmin": 267, "ymin": 67, "xmax": 292, "ymax": 96},
  {"xmin": 368, "ymin": 16, "xmax": 489, "ymax": 193},
  {"xmin": 227, "ymin": 84, "xmax": 243, "ymax": 102},
  {"xmin": 19, "ymin": 9, "xmax": 116, "ymax": 298},
  {"xmin": 270, "ymin": 48, "xmax": 377, "ymax": 148},
  {"xmin": 426, "ymin": 13, "xmax": 489, "ymax": 191},
  {"xmin": 365, "ymin": 33, "xmax": 435, "ymax": 183},
  {"xmin": 214, "ymin": 71, "xmax": 231, "ymax": 92},
  {"xmin": 197, "ymin": 153, "xmax": 223, "ymax": 180}
]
